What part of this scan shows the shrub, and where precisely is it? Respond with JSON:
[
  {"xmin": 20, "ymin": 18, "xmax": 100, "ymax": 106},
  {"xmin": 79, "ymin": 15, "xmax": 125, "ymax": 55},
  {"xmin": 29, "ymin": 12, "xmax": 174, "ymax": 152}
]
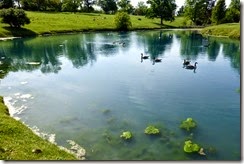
[
  {"xmin": 114, "ymin": 11, "xmax": 132, "ymax": 30},
  {"xmin": 0, "ymin": 8, "xmax": 30, "ymax": 28}
]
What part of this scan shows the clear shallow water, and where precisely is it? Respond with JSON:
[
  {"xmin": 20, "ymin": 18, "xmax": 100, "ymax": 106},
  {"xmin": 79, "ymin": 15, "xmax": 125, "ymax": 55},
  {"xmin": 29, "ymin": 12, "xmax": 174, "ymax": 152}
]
[{"xmin": 0, "ymin": 30, "xmax": 240, "ymax": 160}]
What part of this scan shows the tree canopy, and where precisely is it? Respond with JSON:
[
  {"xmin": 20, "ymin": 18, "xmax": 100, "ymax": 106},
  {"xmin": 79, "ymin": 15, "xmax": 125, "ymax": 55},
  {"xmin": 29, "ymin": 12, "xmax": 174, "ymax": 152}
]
[
  {"xmin": 146, "ymin": 0, "xmax": 177, "ymax": 25},
  {"xmin": 211, "ymin": 0, "xmax": 226, "ymax": 24},
  {"xmin": 0, "ymin": 7, "xmax": 30, "ymax": 28},
  {"xmin": 97, "ymin": 0, "xmax": 117, "ymax": 14},
  {"xmin": 117, "ymin": 0, "xmax": 134, "ymax": 14},
  {"xmin": 225, "ymin": 0, "xmax": 240, "ymax": 23},
  {"xmin": 184, "ymin": 0, "xmax": 216, "ymax": 25}
]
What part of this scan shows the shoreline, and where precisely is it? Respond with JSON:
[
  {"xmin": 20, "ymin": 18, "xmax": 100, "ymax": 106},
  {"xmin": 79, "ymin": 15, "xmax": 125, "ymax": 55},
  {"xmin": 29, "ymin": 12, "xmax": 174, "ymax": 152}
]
[
  {"xmin": 0, "ymin": 96, "xmax": 84, "ymax": 160},
  {"xmin": 0, "ymin": 27, "xmax": 239, "ymax": 41},
  {"xmin": 0, "ymin": 37, "xmax": 22, "ymax": 41}
]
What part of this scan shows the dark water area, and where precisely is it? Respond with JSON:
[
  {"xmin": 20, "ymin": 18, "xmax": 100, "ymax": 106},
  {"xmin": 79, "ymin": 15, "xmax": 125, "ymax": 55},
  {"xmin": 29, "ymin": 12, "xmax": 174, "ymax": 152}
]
[{"xmin": 0, "ymin": 30, "xmax": 240, "ymax": 160}]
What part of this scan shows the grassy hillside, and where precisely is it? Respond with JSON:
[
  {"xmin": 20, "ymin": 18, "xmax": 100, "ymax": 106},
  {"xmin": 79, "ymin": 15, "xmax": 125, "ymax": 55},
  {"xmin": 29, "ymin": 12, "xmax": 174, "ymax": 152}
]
[
  {"xmin": 200, "ymin": 23, "xmax": 240, "ymax": 39},
  {"xmin": 0, "ymin": 12, "xmax": 240, "ymax": 39},
  {"xmin": 0, "ymin": 12, "xmax": 188, "ymax": 37},
  {"xmin": 0, "ymin": 96, "xmax": 78, "ymax": 160}
]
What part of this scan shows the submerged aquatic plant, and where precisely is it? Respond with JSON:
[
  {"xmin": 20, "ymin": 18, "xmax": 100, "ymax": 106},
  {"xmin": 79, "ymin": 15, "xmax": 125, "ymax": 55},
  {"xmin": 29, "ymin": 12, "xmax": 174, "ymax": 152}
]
[
  {"xmin": 183, "ymin": 140, "xmax": 206, "ymax": 156},
  {"xmin": 144, "ymin": 125, "xmax": 160, "ymax": 135},
  {"xmin": 180, "ymin": 118, "xmax": 197, "ymax": 131},
  {"xmin": 120, "ymin": 131, "xmax": 132, "ymax": 140},
  {"xmin": 183, "ymin": 140, "xmax": 200, "ymax": 153}
]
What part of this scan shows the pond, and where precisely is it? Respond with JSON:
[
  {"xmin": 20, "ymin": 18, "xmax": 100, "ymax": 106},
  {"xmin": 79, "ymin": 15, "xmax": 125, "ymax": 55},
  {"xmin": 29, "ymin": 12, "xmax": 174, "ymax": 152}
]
[{"xmin": 0, "ymin": 30, "xmax": 240, "ymax": 160}]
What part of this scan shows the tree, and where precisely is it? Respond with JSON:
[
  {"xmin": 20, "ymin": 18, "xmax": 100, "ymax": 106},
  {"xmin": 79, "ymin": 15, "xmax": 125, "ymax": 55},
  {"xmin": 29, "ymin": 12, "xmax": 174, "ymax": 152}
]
[
  {"xmin": 146, "ymin": 0, "xmax": 176, "ymax": 25},
  {"xmin": 0, "ymin": 0, "xmax": 14, "ymax": 9},
  {"xmin": 225, "ymin": 0, "xmax": 240, "ymax": 23},
  {"xmin": 114, "ymin": 11, "xmax": 132, "ymax": 30},
  {"xmin": 117, "ymin": 0, "xmax": 133, "ymax": 13},
  {"xmin": 14, "ymin": 0, "xmax": 21, "ymax": 8},
  {"xmin": 0, "ymin": 8, "xmax": 30, "ymax": 28},
  {"xmin": 20, "ymin": 0, "xmax": 48, "ymax": 11},
  {"xmin": 83, "ymin": 0, "xmax": 96, "ymax": 12},
  {"xmin": 61, "ymin": 0, "xmax": 79, "ymax": 12},
  {"xmin": 211, "ymin": 0, "xmax": 226, "ymax": 24},
  {"xmin": 134, "ymin": 1, "xmax": 148, "ymax": 15},
  {"xmin": 97, "ymin": 0, "xmax": 117, "ymax": 14},
  {"xmin": 177, "ymin": 5, "xmax": 184, "ymax": 16},
  {"xmin": 43, "ymin": 0, "xmax": 62, "ymax": 11},
  {"xmin": 184, "ymin": 0, "xmax": 216, "ymax": 25}
]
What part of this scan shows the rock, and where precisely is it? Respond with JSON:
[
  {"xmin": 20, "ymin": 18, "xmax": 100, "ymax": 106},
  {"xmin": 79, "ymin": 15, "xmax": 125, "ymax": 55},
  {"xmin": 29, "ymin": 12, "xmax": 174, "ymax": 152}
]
[
  {"xmin": 198, "ymin": 148, "xmax": 206, "ymax": 156},
  {"xmin": 0, "ymin": 147, "xmax": 6, "ymax": 153},
  {"xmin": 32, "ymin": 149, "xmax": 42, "ymax": 154}
]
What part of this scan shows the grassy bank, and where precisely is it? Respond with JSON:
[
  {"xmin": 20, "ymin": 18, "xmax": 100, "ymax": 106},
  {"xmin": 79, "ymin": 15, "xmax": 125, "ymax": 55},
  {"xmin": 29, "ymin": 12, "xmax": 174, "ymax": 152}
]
[
  {"xmin": 0, "ymin": 96, "xmax": 78, "ymax": 160},
  {"xmin": 0, "ymin": 12, "xmax": 240, "ymax": 39},
  {"xmin": 200, "ymin": 23, "xmax": 240, "ymax": 39},
  {"xmin": 0, "ymin": 12, "xmax": 190, "ymax": 37}
]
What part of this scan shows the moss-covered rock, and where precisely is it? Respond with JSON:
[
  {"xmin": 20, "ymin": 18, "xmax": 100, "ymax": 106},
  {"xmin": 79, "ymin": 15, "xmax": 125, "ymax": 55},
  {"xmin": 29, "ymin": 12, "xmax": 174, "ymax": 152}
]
[
  {"xmin": 183, "ymin": 140, "xmax": 200, "ymax": 153},
  {"xmin": 180, "ymin": 118, "xmax": 197, "ymax": 131},
  {"xmin": 144, "ymin": 125, "xmax": 160, "ymax": 135},
  {"xmin": 120, "ymin": 131, "xmax": 132, "ymax": 140}
]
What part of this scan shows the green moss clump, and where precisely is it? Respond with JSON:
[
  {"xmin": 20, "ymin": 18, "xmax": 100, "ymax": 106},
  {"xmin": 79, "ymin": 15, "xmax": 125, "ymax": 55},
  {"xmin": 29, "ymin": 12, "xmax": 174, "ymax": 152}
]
[
  {"xmin": 120, "ymin": 131, "xmax": 132, "ymax": 140},
  {"xmin": 144, "ymin": 125, "xmax": 160, "ymax": 135},
  {"xmin": 183, "ymin": 140, "xmax": 200, "ymax": 153},
  {"xmin": 180, "ymin": 118, "xmax": 197, "ymax": 131}
]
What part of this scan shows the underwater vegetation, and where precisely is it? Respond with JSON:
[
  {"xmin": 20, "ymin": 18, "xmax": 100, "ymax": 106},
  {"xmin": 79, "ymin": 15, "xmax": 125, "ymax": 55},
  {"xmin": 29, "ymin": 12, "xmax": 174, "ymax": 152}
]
[
  {"xmin": 179, "ymin": 118, "xmax": 197, "ymax": 131},
  {"xmin": 184, "ymin": 140, "xmax": 200, "ymax": 153},
  {"xmin": 120, "ymin": 131, "xmax": 132, "ymax": 140},
  {"xmin": 183, "ymin": 140, "xmax": 206, "ymax": 156},
  {"xmin": 144, "ymin": 125, "xmax": 160, "ymax": 135}
]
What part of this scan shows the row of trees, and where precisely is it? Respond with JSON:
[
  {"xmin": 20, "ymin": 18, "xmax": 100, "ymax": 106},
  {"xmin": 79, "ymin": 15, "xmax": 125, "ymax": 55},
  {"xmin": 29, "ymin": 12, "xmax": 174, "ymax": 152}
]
[
  {"xmin": 183, "ymin": 0, "xmax": 240, "ymax": 25},
  {"xmin": 0, "ymin": 0, "xmax": 137, "ymax": 13}
]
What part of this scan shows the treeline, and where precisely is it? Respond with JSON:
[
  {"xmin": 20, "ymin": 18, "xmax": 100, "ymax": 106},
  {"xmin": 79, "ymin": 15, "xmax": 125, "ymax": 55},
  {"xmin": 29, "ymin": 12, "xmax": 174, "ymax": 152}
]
[
  {"xmin": 0, "ymin": 0, "xmax": 241, "ymax": 26},
  {"xmin": 180, "ymin": 0, "xmax": 240, "ymax": 26}
]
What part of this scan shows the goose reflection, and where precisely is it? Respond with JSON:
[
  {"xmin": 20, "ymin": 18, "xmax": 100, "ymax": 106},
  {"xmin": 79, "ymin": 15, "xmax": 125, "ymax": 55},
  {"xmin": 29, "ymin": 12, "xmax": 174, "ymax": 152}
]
[
  {"xmin": 141, "ymin": 53, "xmax": 149, "ymax": 59},
  {"xmin": 152, "ymin": 57, "xmax": 162, "ymax": 65},
  {"xmin": 141, "ymin": 53, "xmax": 149, "ymax": 63}
]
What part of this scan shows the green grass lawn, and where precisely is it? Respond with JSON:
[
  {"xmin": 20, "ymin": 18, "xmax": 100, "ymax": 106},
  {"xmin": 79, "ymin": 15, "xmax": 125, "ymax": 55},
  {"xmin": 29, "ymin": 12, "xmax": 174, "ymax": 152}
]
[
  {"xmin": 0, "ymin": 96, "xmax": 78, "ymax": 160},
  {"xmin": 200, "ymin": 23, "xmax": 240, "ymax": 39},
  {"xmin": 0, "ymin": 11, "xmax": 240, "ymax": 39},
  {"xmin": 0, "ymin": 12, "xmax": 188, "ymax": 37}
]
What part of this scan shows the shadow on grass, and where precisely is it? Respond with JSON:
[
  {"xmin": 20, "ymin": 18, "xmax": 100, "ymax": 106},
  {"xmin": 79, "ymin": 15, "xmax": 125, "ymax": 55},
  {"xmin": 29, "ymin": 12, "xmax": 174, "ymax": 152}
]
[
  {"xmin": 152, "ymin": 22, "xmax": 177, "ymax": 29},
  {"xmin": 3, "ymin": 27, "xmax": 38, "ymax": 37},
  {"xmin": 80, "ymin": 13, "xmax": 102, "ymax": 16}
]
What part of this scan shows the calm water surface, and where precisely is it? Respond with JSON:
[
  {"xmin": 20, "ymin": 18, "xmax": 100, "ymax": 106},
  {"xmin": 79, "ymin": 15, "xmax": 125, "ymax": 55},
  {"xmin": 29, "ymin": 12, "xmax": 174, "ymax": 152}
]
[{"xmin": 0, "ymin": 30, "xmax": 240, "ymax": 160}]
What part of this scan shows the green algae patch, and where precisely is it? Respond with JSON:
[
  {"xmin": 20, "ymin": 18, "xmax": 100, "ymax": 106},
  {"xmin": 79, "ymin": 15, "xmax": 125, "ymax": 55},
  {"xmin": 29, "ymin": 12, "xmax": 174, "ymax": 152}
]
[
  {"xmin": 183, "ymin": 140, "xmax": 200, "ymax": 153},
  {"xmin": 0, "ymin": 96, "xmax": 78, "ymax": 160},
  {"xmin": 144, "ymin": 125, "xmax": 160, "ymax": 135},
  {"xmin": 180, "ymin": 118, "xmax": 197, "ymax": 131},
  {"xmin": 120, "ymin": 131, "xmax": 132, "ymax": 140}
]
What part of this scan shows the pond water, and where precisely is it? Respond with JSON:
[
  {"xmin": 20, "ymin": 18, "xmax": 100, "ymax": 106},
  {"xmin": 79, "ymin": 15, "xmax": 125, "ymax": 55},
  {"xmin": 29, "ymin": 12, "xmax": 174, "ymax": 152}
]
[{"xmin": 0, "ymin": 30, "xmax": 240, "ymax": 160}]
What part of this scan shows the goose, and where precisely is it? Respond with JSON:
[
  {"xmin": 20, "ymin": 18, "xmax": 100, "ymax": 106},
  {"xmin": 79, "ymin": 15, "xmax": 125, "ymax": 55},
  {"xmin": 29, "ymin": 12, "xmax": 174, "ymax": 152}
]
[
  {"xmin": 141, "ymin": 53, "xmax": 149, "ymax": 59},
  {"xmin": 183, "ymin": 59, "xmax": 190, "ymax": 65},
  {"xmin": 185, "ymin": 62, "xmax": 198, "ymax": 69}
]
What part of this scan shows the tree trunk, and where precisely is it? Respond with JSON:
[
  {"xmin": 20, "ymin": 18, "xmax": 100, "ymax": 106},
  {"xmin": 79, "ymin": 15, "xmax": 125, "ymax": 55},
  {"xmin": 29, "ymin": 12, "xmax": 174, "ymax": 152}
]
[{"xmin": 160, "ymin": 15, "xmax": 163, "ymax": 25}]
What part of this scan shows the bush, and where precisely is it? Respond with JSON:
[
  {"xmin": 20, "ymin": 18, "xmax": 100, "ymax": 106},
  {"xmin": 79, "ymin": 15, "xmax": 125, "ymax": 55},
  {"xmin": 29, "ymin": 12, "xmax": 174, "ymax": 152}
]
[
  {"xmin": 0, "ymin": 8, "xmax": 30, "ymax": 28},
  {"xmin": 114, "ymin": 11, "xmax": 132, "ymax": 30}
]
